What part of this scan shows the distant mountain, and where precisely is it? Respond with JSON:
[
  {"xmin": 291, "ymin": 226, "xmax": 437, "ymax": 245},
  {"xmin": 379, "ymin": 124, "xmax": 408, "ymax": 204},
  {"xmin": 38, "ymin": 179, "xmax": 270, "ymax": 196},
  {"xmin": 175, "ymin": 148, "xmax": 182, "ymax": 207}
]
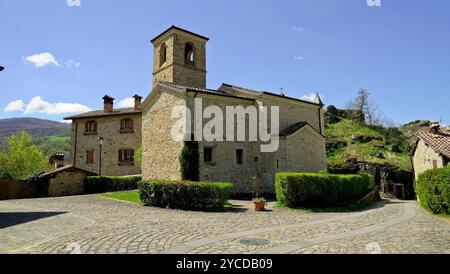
[{"xmin": 0, "ymin": 118, "xmax": 71, "ymax": 154}]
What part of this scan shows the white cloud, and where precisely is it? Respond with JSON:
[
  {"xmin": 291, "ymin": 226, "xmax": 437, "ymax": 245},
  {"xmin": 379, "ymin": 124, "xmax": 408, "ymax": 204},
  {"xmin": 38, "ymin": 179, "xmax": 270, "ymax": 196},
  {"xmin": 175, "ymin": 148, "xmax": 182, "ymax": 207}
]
[
  {"xmin": 118, "ymin": 98, "xmax": 135, "ymax": 108},
  {"xmin": 24, "ymin": 52, "xmax": 60, "ymax": 67},
  {"xmin": 300, "ymin": 93, "xmax": 323, "ymax": 103},
  {"xmin": 23, "ymin": 96, "xmax": 92, "ymax": 115},
  {"xmin": 60, "ymin": 120, "xmax": 73, "ymax": 124},
  {"xmin": 291, "ymin": 27, "xmax": 305, "ymax": 32},
  {"xmin": 4, "ymin": 100, "xmax": 26, "ymax": 112},
  {"xmin": 294, "ymin": 56, "xmax": 304, "ymax": 61},
  {"xmin": 66, "ymin": 59, "xmax": 81, "ymax": 68}
]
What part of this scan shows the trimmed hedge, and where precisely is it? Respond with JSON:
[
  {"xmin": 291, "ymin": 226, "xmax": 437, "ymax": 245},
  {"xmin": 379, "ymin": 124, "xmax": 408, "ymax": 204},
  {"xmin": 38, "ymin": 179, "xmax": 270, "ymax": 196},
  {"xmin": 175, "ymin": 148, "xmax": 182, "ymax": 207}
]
[
  {"xmin": 85, "ymin": 175, "xmax": 142, "ymax": 194},
  {"xmin": 276, "ymin": 173, "xmax": 375, "ymax": 208},
  {"xmin": 138, "ymin": 180, "xmax": 233, "ymax": 211},
  {"xmin": 416, "ymin": 167, "xmax": 450, "ymax": 214}
]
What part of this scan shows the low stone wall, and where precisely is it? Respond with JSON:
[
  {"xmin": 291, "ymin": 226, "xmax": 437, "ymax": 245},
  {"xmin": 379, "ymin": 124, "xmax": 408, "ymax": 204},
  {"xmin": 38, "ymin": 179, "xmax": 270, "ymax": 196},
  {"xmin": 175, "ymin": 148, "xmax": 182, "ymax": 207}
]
[{"xmin": 0, "ymin": 180, "xmax": 34, "ymax": 200}]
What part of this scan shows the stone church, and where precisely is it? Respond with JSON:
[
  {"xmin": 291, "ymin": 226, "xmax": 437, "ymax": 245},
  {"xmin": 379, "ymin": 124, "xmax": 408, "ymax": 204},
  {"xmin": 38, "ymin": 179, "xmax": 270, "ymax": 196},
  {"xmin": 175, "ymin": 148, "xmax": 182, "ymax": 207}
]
[
  {"xmin": 141, "ymin": 26, "xmax": 327, "ymax": 193},
  {"xmin": 65, "ymin": 26, "xmax": 326, "ymax": 193}
]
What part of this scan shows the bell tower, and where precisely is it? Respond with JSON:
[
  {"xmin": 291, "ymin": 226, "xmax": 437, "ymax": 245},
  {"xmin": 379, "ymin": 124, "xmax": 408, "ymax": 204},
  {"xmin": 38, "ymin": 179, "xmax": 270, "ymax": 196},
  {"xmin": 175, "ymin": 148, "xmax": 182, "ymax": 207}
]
[{"xmin": 151, "ymin": 26, "xmax": 209, "ymax": 89}]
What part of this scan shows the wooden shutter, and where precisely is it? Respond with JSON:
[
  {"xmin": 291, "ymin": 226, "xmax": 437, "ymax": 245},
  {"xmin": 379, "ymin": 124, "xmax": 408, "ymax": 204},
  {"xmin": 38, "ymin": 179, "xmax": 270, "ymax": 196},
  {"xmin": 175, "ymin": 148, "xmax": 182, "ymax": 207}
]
[{"xmin": 118, "ymin": 150, "xmax": 123, "ymax": 162}]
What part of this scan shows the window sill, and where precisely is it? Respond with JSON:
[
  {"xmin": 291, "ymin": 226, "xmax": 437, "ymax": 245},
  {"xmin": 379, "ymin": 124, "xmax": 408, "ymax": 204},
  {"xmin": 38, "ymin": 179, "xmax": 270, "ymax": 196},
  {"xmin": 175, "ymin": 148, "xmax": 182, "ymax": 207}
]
[
  {"xmin": 118, "ymin": 162, "xmax": 135, "ymax": 166},
  {"xmin": 120, "ymin": 130, "xmax": 134, "ymax": 134},
  {"xmin": 84, "ymin": 132, "xmax": 98, "ymax": 136},
  {"xmin": 204, "ymin": 162, "xmax": 217, "ymax": 167}
]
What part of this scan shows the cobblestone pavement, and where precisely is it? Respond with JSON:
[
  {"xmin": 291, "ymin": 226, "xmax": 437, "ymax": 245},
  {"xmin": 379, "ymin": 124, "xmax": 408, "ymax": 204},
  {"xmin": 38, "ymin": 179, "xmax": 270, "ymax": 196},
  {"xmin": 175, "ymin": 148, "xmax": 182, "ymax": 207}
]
[{"xmin": 0, "ymin": 195, "xmax": 448, "ymax": 254}]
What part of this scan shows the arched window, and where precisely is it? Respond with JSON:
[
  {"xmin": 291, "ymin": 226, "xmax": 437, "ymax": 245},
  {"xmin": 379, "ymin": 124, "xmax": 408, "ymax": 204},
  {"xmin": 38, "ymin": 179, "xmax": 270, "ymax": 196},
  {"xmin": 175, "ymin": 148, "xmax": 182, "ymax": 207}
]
[
  {"xmin": 184, "ymin": 42, "xmax": 195, "ymax": 65},
  {"xmin": 159, "ymin": 43, "xmax": 167, "ymax": 67}
]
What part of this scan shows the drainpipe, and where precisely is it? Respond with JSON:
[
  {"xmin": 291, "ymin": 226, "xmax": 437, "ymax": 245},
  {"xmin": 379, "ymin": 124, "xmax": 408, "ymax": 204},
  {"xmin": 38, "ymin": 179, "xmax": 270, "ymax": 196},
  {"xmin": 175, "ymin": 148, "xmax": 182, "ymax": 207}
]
[
  {"xmin": 73, "ymin": 121, "xmax": 78, "ymax": 166},
  {"xmin": 318, "ymin": 106, "xmax": 323, "ymax": 135}
]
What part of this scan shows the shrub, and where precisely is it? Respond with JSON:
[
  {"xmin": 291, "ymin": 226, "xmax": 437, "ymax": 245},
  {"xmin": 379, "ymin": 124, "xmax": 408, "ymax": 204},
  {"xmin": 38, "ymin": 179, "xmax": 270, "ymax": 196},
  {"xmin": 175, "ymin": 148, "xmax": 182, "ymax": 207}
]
[
  {"xmin": 416, "ymin": 168, "xmax": 450, "ymax": 214},
  {"xmin": 138, "ymin": 180, "xmax": 233, "ymax": 211},
  {"xmin": 85, "ymin": 175, "xmax": 142, "ymax": 194},
  {"xmin": 276, "ymin": 173, "xmax": 375, "ymax": 208},
  {"xmin": 179, "ymin": 139, "xmax": 199, "ymax": 181}
]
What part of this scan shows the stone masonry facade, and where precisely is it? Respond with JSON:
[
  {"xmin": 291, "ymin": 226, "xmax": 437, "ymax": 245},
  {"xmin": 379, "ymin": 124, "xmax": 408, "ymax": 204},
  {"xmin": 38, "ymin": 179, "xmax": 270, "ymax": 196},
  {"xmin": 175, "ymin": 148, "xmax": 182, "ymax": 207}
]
[
  {"xmin": 66, "ymin": 110, "xmax": 142, "ymax": 176},
  {"xmin": 141, "ymin": 26, "xmax": 327, "ymax": 194},
  {"xmin": 65, "ymin": 26, "xmax": 327, "ymax": 193},
  {"xmin": 412, "ymin": 139, "xmax": 448, "ymax": 181}
]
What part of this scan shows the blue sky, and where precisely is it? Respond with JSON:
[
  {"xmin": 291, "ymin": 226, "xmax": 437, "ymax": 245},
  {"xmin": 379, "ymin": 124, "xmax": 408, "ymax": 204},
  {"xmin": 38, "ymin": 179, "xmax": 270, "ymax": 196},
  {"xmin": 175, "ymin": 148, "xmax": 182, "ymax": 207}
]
[{"xmin": 0, "ymin": 0, "xmax": 449, "ymax": 125}]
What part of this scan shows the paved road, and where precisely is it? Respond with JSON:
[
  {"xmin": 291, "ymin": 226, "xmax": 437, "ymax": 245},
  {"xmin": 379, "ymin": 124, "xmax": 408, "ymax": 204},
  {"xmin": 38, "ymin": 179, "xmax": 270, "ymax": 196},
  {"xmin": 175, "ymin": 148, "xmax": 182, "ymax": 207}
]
[{"xmin": 0, "ymin": 195, "xmax": 449, "ymax": 254}]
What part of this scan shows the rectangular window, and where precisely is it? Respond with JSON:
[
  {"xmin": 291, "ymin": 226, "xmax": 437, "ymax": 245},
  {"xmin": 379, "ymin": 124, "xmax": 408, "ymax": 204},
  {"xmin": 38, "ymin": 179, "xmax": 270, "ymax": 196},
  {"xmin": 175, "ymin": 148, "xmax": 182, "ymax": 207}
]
[
  {"xmin": 236, "ymin": 149, "xmax": 244, "ymax": 165},
  {"xmin": 120, "ymin": 118, "xmax": 134, "ymax": 132},
  {"xmin": 85, "ymin": 120, "xmax": 97, "ymax": 134},
  {"xmin": 432, "ymin": 160, "xmax": 438, "ymax": 169},
  {"xmin": 276, "ymin": 159, "xmax": 280, "ymax": 169},
  {"xmin": 444, "ymin": 158, "xmax": 449, "ymax": 168},
  {"xmin": 204, "ymin": 148, "xmax": 213, "ymax": 163},
  {"xmin": 118, "ymin": 149, "xmax": 134, "ymax": 165},
  {"xmin": 86, "ymin": 150, "xmax": 94, "ymax": 164}
]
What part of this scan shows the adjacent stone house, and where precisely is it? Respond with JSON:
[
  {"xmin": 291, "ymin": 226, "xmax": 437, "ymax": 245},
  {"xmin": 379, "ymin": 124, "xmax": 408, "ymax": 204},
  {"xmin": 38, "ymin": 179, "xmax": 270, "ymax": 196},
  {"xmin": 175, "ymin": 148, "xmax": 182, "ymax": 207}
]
[
  {"xmin": 64, "ymin": 95, "xmax": 143, "ymax": 176},
  {"xmin": 411, "ymin": 122, "xmax": 450, "ymax": 181},
  {"xmin": 141, "ymin": 26, "xmax": 327, "ymax": 193}
]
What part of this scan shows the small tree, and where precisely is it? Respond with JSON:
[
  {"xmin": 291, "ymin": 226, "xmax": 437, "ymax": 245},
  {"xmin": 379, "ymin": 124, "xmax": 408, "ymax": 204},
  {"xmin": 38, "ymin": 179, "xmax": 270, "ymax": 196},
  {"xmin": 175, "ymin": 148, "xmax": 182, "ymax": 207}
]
[
  {"xmin": 135, "ymin": 147, "xmax": 143, "ymax": 168},
  {"xmin": 351, "ymin": 89, "xmax": 380, "ymax": 126},
  {"xmin": 179, "ymin": 139, "xmax": 199, "ymax": 181},
  {"xmin": 0, "ymin": 131, "xmax": 48, "ymax": 180}
]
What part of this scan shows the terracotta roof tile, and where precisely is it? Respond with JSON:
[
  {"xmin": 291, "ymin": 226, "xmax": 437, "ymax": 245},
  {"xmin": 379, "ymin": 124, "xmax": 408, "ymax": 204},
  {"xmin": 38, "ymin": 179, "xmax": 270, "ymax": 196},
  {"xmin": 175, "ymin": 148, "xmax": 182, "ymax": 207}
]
[{"xmin": 418, "ymin": 132, "xmax": 450, "ymax": 158}]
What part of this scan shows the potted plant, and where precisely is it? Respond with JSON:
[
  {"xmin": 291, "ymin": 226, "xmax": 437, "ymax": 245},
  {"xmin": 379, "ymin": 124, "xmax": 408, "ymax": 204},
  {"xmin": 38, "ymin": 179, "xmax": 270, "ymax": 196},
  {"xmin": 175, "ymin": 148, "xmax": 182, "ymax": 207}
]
[{"xmin": 253, "ymin": 197, "xmax": 267, "ymax": 211}]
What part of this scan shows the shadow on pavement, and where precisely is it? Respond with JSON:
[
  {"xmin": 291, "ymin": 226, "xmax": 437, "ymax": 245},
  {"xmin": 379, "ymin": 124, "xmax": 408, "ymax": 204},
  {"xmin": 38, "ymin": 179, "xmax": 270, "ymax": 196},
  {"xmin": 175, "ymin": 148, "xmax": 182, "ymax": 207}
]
[{"xmin": 0, "ymin": 212, "xmax": 67, "ymax": 229}]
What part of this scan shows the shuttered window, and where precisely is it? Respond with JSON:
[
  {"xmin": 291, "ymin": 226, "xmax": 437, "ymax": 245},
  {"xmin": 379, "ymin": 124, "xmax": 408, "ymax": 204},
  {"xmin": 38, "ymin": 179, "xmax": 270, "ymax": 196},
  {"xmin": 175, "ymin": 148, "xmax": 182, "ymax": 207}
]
[
  {"xmin": 120, "ymin": 118, "xmax": 134, "ymax": 132},
  {"xmin": 118, "ymin": 149, "xmax": 134, "ymax": 164},
  {"xmin": 85, "ymin": 120, "xmax": 97, "ymax": 134},
  {"xmin": 86, "ymin": 150, "xmax": 94, "ymax": 164}
]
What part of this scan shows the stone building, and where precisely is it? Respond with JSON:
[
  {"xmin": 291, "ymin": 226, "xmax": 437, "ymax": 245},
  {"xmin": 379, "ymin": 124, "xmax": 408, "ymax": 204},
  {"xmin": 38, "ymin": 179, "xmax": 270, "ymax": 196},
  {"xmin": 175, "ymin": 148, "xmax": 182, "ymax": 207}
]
[
  {"xmin": 141, "ymin": 26, "xmax": 327, "ymax": 193},
  {"xmin": 64, "ymin": 95, "xmax": 143, "ymax": 176},
  {"xmin": 411, "ymin": 122, "xmax": 450, "ymax": 181}
]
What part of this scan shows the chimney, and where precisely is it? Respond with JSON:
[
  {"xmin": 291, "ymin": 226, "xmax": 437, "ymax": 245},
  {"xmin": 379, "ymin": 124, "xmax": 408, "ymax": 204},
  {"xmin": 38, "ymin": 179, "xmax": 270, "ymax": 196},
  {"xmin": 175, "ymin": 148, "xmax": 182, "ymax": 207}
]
[
  {"xmin": 429, "ymin": 122, "xmax": 441, "ymax": 134},
  {"xmin": 53, "ymin": 153, "xmax": 65, "ymax": 169},
  {"xmin": 103, "ymin": 95, "xmax": 115, "ymax": 113},
  {"xmin": 133, "ymin": 94, "xmax": 143, "ymax": 110}
]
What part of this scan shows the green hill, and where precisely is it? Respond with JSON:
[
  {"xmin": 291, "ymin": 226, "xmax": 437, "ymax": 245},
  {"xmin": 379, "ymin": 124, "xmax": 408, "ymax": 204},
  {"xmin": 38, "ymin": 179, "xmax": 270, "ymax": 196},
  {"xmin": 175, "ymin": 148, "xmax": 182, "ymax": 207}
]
[
  {"xmin": 326, "ymin": 118, "xmax": 411, "ymax": 171},
  {"xmin": 0, "ymin": 118, "xmax": 71, "ymax": 157}
]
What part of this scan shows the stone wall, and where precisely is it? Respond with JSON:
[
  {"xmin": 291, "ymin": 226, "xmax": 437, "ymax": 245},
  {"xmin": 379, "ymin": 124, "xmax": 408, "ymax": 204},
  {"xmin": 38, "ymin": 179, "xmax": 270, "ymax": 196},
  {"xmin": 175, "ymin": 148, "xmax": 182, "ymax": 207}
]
[
  {"xmin": 260, "ymin": 95, "xmax": 324, "ymax": 135},
  {"xmin": 142, "ymin": 89, "xmax": 186, "ymax": 181},
  {"xmin": 47, "ymin": 170, "xmax": 86, "ymax": 197},
  {"xmin": 152, "ymin": 30, "xmax": 207, "ymax": 89},
  {"xmin": 413, "ymin": 139, "xmax": 446, "ymax": 180},
  {"xmin": 69, "ymin": 113, "xmax": 142, "ymax": 176},
  {"xmin": 142, "ymin": 85, "xmax": 327, "ymax": 194}
]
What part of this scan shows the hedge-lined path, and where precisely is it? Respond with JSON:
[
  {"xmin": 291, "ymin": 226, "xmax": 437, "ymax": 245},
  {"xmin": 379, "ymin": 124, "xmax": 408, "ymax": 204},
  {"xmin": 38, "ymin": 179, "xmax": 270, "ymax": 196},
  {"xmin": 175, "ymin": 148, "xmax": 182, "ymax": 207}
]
[{"xmin": 0, "ymin": 195, "xmax": 449, "ymax": 254}]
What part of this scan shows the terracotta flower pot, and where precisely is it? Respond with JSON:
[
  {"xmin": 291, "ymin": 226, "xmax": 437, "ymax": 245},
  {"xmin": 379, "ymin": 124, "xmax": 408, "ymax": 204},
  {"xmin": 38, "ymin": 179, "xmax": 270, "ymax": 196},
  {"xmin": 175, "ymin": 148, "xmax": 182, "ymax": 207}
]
[{"xmin": 254, "ymin": 201, "xmax": 266, "ymax": 211}]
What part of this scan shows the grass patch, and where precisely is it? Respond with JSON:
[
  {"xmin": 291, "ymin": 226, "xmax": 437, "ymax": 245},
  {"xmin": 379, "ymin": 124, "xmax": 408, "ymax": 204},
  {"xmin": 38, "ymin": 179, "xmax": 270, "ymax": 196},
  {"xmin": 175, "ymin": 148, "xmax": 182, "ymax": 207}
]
[
  {"xmin": 326, "ymin": 118, "xmax": 412, "ymax": 171},
  {"xmin": 100, "ymin": 191, "xmax": 141, "ymax": 204}
]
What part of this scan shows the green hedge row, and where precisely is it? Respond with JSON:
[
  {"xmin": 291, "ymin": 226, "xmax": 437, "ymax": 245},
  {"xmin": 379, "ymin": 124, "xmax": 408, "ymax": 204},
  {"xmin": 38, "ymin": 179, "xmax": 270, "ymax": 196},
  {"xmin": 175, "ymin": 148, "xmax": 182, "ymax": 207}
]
[
  {"xmin": 138, "ymin": 180, "xmax": 233, "ymax": 211},
  {"xmin": 416, "ymin": 167, "xmax": 450, "ymax": 214},
  {"xmin": 85, "ymin": 175, "xmax": 142, "ymax": 194},
  {"xmin": 276, "ymin": 173, "xmax": 375, "ymax": 208}
]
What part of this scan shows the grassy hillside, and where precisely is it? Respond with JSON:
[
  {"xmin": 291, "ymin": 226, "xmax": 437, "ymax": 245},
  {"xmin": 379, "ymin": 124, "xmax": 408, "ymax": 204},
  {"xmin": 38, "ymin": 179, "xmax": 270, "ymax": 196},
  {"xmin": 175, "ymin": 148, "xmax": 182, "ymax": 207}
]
[
  {"xmin": 35, "ymin": 135, "xmax": 71, "ymax": 158},
  {"xmin": 0, "ymin": 118, "xmax": 71, "ymax": 157},
  {"xmin": 326, "ymin": 119, "xmax": 411, "ymax": 171}
]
